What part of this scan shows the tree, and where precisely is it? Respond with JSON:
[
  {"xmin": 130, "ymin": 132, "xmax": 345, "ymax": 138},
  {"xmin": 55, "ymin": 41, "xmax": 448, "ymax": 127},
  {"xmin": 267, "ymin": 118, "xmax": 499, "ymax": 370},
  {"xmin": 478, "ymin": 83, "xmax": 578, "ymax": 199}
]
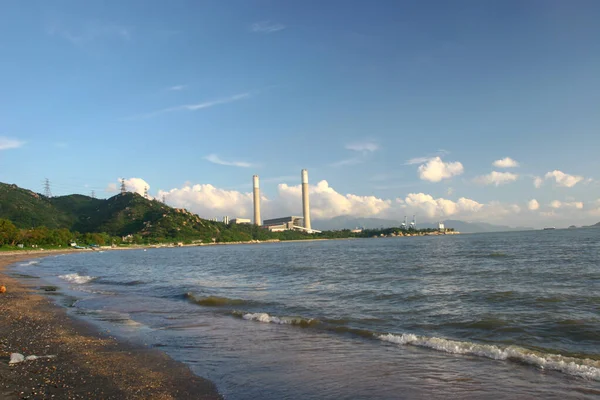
[{"xmin": 0, "ymin": 219, "xmax": 18, "ymax": 246}]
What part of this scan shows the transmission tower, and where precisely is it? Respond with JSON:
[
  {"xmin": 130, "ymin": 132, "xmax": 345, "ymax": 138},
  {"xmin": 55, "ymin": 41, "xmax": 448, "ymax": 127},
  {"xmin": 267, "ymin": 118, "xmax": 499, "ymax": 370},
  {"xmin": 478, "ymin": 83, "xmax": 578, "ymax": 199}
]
[
  {"xmin": 162, "ymin": 195, "xmax": 166, "ymax": 204},
  {"xmin": 120, "ymin": 179, "xmax": 127, "ymax": 195},
  {"xmin": 91, "ymin": 190, "xmax": 96, "ymax": 199},
  {"xmin": 43, "ymin": 178, "xmax": 52, "ymax": 198},
  {"xmin": 144, "ymin": 186, "xmax": 149, "ymax": 199}
]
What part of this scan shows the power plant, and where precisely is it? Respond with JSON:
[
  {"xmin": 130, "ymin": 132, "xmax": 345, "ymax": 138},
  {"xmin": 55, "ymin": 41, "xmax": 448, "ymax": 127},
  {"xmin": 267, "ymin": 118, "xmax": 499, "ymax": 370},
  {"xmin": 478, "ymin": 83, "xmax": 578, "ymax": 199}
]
[{"xmin": 248, "ymin": 169, "xmax": 319, "ymax": 233}]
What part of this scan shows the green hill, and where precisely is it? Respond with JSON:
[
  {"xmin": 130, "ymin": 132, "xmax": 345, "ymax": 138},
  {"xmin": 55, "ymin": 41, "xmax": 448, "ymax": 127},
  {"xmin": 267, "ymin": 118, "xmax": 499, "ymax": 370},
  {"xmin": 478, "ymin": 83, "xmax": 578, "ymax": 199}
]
[
  {"xmin": 0, "ymin": 182, "xmax": 310, "ymax": 244},
  {"xmin": 0, "ymin": 182, "xmax": 71, "ymax": 229}
]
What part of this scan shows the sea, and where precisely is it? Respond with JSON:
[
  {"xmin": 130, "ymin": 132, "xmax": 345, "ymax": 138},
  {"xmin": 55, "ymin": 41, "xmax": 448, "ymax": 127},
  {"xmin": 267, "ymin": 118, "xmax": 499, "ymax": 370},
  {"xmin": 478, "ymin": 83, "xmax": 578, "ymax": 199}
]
[{"xmin": 12, "ymin": 229, "xmax": 600, "ymax": 399}]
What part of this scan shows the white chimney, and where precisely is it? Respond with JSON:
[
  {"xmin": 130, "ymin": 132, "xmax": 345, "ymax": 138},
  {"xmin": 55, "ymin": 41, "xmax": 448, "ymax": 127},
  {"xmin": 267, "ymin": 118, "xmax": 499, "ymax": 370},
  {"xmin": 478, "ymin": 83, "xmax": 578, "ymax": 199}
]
[
  {"xmin": 253, "ymin": 175, "xmax": 261, "ymax": 226},
  {"xmin": 301, "ymin": 169, "xmax": 311, "ymax": 231}
]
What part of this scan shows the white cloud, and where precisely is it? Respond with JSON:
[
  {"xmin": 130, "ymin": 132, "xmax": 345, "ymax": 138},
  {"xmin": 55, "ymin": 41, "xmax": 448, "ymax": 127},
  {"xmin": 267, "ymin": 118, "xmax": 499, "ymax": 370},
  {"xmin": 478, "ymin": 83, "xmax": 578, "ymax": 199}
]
[
  {"xmin": 330, "ymin": 157, "xmax": 364, "ymax": 167},
  {"xmin": 159, "ymin": 184, "xmax": 254, "ymax": 218},
  {"xmin": 205, "ymin": 154, "xmax": 253, "ymax": 168},
  {"xmin": 121, "ymin": 178, "xmax": 591, "ymax": 228},
  {"xmin": 345, "ymin": 141, "xmax": 379, "ymax": 152},
  {"xmin": 168, "ymin": 85, "xmax": 186, "ymax": 91},
  {"xmin": 403, "ymin": 193, "xmax": 483, "ymax": 218},
  {"xmin": 527, "ymin": 199, "xmax": 539, "ymax": 211},
  {"xmin": 277, "ymin": 180, "xmax": 392, "ymax": 219},
  {"xmin": 417, "ymin": 157, "xmax": 464, "ymax": 182},
  {"xmin": 48, "ymin": 22, "xmax": 131, "ymax": 45},
  {"xmin": 251, "ymin": 21, "xmax": 286, "ymax": 34},
  {"xmin": 405, "ymin": 156, "xmax": 433, "ymax": 165},
  {"xmin": 106, "ymin": 178, "xmax": 151, "ymax": 197},
  {"xmin": 128, "ymin": 93, "xmax": 250, "ymax": 119},
  {"xmin": 544, "ymin": 170, "xmax": 584, "ymax": 188},
  {"xmin": 492, "ymin": 157, "xmax": 519, "ymax": 168},
  {"xmin": 474, "ymin": 171, "xmax": 518, "ymax": 186},
  {"xmin": 549, "ymin": 200, "xmax": 583, "ymax": 209},
  {"xmin": 0, "ymin": 136, "xmax": 25, "ymax": 150},
  {"xmin": 331, "ymin": 141, "xmax": 379, "ymax": 167},
  {"xmin": 123, "ymin": 178, "xmax": 151, "ymax": 197},
  {"xmin": 533, "ymin": 176, "xmax": 543, "ymax": 188}
]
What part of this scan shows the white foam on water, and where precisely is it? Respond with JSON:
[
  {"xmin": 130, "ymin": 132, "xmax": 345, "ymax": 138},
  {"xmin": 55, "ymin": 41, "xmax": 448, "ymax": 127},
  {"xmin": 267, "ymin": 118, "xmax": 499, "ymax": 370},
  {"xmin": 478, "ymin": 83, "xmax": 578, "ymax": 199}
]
[
  {"xmin": 378, "ymin": 333, "xmax": 600, "ymax": 381},
  {"xmin": 19, "ymin": 260, "xmax": 40, "ymax": 266},
  {"xmin": 242, "ymin": 312, "xmax": 315, "ymax": 325},
  {"xmin": 243, "ymin": 312, "xmax": 288, "ymax": 324},
  {"xmin": 59, "ymin": 273, "xmax": 96, "ymax": 284}
]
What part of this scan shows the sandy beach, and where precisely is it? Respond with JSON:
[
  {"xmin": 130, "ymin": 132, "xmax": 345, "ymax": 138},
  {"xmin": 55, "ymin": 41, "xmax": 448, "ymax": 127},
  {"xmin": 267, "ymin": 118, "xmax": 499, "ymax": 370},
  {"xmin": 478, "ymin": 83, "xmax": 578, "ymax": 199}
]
[{"xmin": 0, "ymin": 250, "xmax": 221, "ymax": 400}]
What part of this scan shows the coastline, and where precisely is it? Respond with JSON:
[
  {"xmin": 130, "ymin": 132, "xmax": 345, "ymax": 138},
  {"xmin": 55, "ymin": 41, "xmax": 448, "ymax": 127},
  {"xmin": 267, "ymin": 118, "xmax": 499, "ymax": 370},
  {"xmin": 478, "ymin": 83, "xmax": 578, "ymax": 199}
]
[{"xmin": 0, "ymin": 251, "xmax": 221, "ymax": 400}]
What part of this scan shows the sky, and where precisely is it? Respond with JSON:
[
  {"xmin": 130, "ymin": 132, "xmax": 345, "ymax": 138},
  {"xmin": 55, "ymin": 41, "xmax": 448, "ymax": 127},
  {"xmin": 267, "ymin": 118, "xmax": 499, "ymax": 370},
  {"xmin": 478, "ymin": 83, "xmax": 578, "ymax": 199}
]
[{"xmin": 1, "ymin": 0, "xmax": 599, "ymax": 228}]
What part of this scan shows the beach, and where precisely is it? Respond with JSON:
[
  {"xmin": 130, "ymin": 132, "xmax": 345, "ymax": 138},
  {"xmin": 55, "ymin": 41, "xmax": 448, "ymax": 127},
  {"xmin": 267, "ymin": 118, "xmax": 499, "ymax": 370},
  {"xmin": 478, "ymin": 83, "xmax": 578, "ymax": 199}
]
[{"xmin": 0, "ymin": 251, "xmax": 221, "ymax": 400}]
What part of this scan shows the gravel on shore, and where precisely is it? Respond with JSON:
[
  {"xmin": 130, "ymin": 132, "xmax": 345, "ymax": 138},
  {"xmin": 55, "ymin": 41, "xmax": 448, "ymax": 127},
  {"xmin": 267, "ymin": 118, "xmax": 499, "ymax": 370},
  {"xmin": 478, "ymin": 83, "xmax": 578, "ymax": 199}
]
[{"xmin": 0, "ymin": 251, "xmax": 222, "ymax": 400}]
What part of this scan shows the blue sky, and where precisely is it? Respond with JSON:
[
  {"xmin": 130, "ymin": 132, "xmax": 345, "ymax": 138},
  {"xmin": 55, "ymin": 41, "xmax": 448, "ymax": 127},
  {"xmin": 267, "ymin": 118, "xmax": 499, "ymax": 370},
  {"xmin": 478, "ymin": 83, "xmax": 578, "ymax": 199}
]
[{"xmin": 1, "ymin": 0, "xmax": 599, "ymax": 227}]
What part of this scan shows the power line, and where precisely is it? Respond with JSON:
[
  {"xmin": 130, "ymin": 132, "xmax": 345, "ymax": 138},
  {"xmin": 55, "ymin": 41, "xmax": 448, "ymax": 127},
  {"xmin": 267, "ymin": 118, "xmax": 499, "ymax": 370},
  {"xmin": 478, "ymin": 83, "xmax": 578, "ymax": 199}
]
[{"xmin": 43, "ymin": 178, "xmax": 52, "ymax": 198}]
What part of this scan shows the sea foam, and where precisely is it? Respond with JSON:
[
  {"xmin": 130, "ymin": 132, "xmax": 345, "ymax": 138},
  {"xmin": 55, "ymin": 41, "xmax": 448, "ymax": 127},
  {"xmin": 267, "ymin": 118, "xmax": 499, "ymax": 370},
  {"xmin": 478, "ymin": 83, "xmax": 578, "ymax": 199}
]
[
  {"xmin": 241, "ymin": 312, "xmax": 317, "ymax": 326},
  {"xmin": 378, "ymin": 333, "xmax": 600, "ymax": 381},
  {"xmin": 19, "ymin": 260, "xmax": 39, "ymax": 266},
  {"xmin": 59, "ymin": 273, "xmax": 96, "ymax": 284}
]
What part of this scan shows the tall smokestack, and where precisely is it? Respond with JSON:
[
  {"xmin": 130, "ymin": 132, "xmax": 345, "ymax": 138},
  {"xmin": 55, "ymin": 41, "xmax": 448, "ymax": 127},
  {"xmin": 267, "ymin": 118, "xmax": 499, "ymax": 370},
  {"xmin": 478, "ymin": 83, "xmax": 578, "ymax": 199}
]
[
  {"xmin": 253, "ymin": 175, "xmax": 261, "ymax": 226},
  {"xmin": 301, "ymin": 169, "xmax": 311, "ymax": 231}
]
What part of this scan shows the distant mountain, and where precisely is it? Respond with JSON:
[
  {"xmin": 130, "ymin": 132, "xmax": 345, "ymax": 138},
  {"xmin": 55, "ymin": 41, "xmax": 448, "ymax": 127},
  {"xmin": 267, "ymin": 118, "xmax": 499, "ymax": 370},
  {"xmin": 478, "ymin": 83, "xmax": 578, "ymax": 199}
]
[{"xmin": 313, "ymin": 216, "xmax": 534, "ymax": 233}]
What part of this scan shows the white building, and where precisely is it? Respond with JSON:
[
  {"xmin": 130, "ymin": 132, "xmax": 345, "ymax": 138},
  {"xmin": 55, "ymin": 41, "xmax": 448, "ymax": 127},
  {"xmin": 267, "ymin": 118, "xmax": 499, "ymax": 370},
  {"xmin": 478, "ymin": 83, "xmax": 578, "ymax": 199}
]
[{"xmin": 231, "ymin": 218, "xmax": 251, "ymax": 224}]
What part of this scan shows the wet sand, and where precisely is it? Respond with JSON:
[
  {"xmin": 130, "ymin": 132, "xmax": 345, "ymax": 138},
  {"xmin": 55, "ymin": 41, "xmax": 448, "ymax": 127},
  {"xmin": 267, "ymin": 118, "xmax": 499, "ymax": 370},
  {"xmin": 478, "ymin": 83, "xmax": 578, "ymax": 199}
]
[{"xmin": 0, "ymin": 251, "xmax": 221, "ymax": 400}]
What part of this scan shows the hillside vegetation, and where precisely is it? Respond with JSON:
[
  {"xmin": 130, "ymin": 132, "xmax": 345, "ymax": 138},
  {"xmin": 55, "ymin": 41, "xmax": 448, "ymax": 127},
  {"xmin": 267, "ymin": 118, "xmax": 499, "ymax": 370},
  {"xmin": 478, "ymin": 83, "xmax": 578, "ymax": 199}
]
[{"xmin": 0, "ymin": 182, "xmax": 313, "ymax": 245}]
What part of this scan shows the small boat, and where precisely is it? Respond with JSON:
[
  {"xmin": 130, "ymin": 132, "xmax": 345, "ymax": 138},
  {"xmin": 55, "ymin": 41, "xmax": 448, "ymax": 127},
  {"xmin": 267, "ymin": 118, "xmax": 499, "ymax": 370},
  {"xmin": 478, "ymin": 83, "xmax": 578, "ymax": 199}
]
[{"xmin": 543, "ymin": 227, "xmax": 556, "ymax": 230}]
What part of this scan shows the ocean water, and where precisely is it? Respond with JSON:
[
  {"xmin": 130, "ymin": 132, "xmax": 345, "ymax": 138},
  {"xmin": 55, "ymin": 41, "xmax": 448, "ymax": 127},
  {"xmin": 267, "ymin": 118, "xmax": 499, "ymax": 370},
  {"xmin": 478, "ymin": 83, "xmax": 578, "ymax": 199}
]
[{"xmin": 13, "ymin": 229, "xmax": 600, "ymax": 399}]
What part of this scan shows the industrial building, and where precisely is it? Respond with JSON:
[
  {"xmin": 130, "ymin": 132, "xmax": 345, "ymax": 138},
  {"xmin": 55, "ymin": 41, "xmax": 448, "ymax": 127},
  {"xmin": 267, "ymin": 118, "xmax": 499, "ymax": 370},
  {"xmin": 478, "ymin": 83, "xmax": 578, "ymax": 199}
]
[
  {"xmin": 262, "ymin": 216, "xmax": 304, "ymax": 232},
  {"xmin": 231, "ymin": 218, "xmax": 251, "ymax": 224}
]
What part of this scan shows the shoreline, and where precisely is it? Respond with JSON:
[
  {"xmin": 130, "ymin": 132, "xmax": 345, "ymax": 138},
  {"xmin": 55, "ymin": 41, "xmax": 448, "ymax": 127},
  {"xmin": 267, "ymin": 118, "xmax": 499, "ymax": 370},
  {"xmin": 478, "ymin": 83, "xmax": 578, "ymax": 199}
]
[{"xmin": 0, "ymin": 251, "xmax": 221, "ymax": 400}]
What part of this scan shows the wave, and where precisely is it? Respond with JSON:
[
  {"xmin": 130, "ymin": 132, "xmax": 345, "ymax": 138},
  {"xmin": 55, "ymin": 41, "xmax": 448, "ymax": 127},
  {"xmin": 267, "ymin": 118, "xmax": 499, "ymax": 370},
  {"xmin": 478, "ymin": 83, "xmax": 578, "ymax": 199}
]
[
  {"xmin": 59, "ymin": 273, "xmax": 97, "ymax": 284},
  {"xmin": 185, "ymin": 293, "xmax": 256, "ymax": 307},
  {"xmin": 236, "ymin": 312, "xmax": 320, "ymax": 327},
  {"xmin": 378, "ymin": 333, "xmax": 600, "ymax": 381},
  {"xmin": 96, "ymin": 279, "xmax": 146, "ymax": 286},
  {"xmin": 19, "ymin": 260, "xmax": 40, "ymax": 266},
  {"xmin": 236, "ymin": 309, "xmax": 600, "ymax": 380}
]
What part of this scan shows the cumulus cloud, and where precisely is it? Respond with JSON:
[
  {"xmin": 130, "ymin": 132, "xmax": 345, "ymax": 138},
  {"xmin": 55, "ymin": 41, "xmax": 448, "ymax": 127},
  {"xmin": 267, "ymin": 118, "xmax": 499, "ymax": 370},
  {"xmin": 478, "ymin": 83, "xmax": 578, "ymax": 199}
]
[
  {"xmin": 474, "ymin": 171, "xmax": 518, "ymax": 186},
  {"xmin": 0, "ymin": 136, "xmax": 25, "ymax": 150},
  {"xmin": 492, "ymin": 157, "xmax": 519, "ymax": 168},
  {"xmin": 417, "ymin": 157, "xmax": 464, "ymax": 182},
  {"xmin": 277, "ymin": 180, "xmax": 392, "ymax": 219},
  {"xmin": 159, "ymin": 184, "xmax": 254, "ymax": 218},
  {"xmin": 105, "ymin": 178, "xmax": 151, "ymax": 197},
  {"xmin": 527, "ymin": 199, "xmax": 539, "ymax": 211},
  {"xmin": 549, "ymin": 200, "xmax": 583, "ymax": 209},
  {"xmin": 403, "ymin": 193, "xmax": 483, "ymax": 218},
  {"xmin": 124, "ymin": 178, "xmax": 151, "ymax": 197},
  {"xmin": 205, "ymin": 154, "xmax": 253, "ymax": 168},
  {"xmin": 544, "ymin": 170, "xmax": 584, "ymax": 188},
  {"xmin": 118, "ymin": 177, "xmax": 592, "ymax": 228},
  {"xmin": 533, "ymin": 176, "xmax": 543, "ymax": 188}
]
